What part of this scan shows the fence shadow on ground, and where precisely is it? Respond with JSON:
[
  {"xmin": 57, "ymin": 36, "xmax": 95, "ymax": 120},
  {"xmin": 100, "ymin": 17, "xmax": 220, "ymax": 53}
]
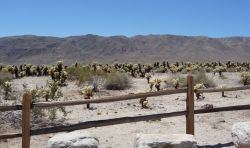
[{"xmin": 198, "ymin": 142, "xmax": 234, "ymax": 148}]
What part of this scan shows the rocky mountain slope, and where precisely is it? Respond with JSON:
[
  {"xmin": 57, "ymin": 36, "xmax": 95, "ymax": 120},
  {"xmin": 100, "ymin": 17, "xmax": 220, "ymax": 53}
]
[{"xmin": 0, "ymin": 34, "xmax": 250, "ymax": 64}]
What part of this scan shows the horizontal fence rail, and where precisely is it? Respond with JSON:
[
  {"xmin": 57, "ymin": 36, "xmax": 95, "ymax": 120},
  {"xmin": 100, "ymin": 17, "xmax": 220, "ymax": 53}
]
[
  {"xmin": 1, "ymin": 104, "xmax": 249, "ymax": 140},
  {"xmin": 0, "ymin": 88, "xmax": 187, "ymax": 112},
  {"xmin": 196, "ymin": 85, "xmax": 250, "ymax": 93},
  {"xmin": 1, "ymin": 86, "xmax": 250, "ymax": 112},
  {"xmin": 34, "ymin": 88, "xmax": 187, "ymax": 108},
  {"xmin": 0, "ymin": 105, "xmax": 22, "ymax": 112}
]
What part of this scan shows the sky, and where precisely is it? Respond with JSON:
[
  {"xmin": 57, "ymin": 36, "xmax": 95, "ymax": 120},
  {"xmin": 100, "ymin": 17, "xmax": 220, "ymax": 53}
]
[{"xmin": 0, "ymin": 0, "xmax": 250, "ymax": 37}]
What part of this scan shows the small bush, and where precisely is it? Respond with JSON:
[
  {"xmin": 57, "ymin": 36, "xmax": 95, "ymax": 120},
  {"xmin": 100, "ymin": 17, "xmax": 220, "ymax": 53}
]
[
  {"xmin": 66, "ymin": 66, "xmax": 107, "ymax": 85},
  {"xmin": 2, "ymin": 81, "xmax": 12, "ymax": 100},
  {"xmin": 240, "ymin": 71, "xmax": 250, "ymax": 85},
  {"xmin": 27, "ymin": 84, "xmax": 67, "ymax": 122},
  {"xmin": 154, "ymin": 66, "xmax": 167, "ymax": 73},
  {"xmin": 104, "ymin": 72, "xmax": 131, "ymax": 90},
  {"xmin": 0, "ymin": 71, "xmax": 12, "ymax": 86},
  {"xmin": 194, "ymin": 71, "xmax": 215, "ymax": 88}
]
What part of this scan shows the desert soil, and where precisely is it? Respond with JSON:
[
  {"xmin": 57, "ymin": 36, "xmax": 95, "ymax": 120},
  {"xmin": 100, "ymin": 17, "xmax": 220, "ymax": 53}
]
[{"xmin": 0, "ymin": 72, "xmax": 250, "ymax": 148}]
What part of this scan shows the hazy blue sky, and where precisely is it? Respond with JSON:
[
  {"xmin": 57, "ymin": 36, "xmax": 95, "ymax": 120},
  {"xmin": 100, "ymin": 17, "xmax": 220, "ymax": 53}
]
[{"xmin": 0, "ymin": 0, "xmax": 249, "ymax": 37}]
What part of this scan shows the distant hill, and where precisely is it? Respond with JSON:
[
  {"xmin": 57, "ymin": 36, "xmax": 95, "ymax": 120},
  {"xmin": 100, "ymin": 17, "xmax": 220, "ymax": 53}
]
[{"xmin": 0, "ymin": 34, "xmax": 250, "ymax": 64}]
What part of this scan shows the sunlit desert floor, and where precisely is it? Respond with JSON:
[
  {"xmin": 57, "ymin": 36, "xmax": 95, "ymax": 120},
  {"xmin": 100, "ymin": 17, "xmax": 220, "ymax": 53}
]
[{"xmin": 1, "ymin": 72, "xmax": 250, "ymax": 148}]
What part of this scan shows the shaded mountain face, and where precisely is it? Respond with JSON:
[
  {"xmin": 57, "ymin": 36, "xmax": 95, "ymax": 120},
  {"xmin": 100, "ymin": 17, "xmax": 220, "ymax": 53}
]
[{"xmin": 0, "ymin": 34, "xmax": 250, "ymax": 65}]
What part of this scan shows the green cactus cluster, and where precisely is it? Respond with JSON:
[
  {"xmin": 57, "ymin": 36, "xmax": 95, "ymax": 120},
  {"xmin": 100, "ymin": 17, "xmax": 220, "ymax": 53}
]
[
  {"xmin": 1, "ymin": 61, "xmax": 250, "ymax": 84},
  {"xmin": 2, "ymin": 81, "xmax": 12, "ymax": 100},
  {"xmin": 48, "ymin": 61, "xmax": 68, "ymax": 86},
  {"xmin": 194, "ymin": 83, "xmax": 206, "ymax": 100},
  {"xmin": 240, "ymin": 71, "xmax": 250, "ymax": 85},
  {"xmin": 0, "ymin": 63, "xmax": 50, "ymax": 78},
  {"xmin": 82, "ymin": 85, "xmax": 94, "ymax": 108},
  {"xmin": 148, "ymin": 78, "xmax": 162, "ymax": 91}
]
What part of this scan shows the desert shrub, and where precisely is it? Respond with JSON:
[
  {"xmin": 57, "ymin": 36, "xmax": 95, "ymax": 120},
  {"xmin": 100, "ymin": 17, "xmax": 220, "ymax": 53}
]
[
  {"xmin": 194, "ymin": 71, "xmax": 215, "ymax": 88},
  {"xmin": 29, "ymin": 89, "xmax": 47, "ymax": 120},
  {"xmin": 213, "ymin": 65, "xmax": 226, "ymax": 77},
  {"xmin": 46, "ymin": 80, "xmax": 63, "ymax": 100},
  {"xmin": 104, "ymin": 71, "xmax": 131, "ymax": 90},
  {"xmin": 154, "ymin": 66, "xmax": 167, "ymax": 73},
  {"xmin": 0, "ymin": 71, "xmax": 12, "ymax": 86},
  {"xmin": 2, "ymin": 81, "xmax": 13, "ymax": 100},
  {"xmin": 66, "ymin": 66, "xmax": 107, "ymax": 85},
  {"xmin": 145, "ymin": 73, "xmax": 152, "ymax": 83},
  {"xmin": 22, "ymin": 81, "xmax": 67, "ymax": 123},
  {"xmin": 88, "ymin": 76, "xmax": 105, "ymax": 92},
  {"xmin": 240, "ymin": 71, "xmax": 250, "ymax": 85}
]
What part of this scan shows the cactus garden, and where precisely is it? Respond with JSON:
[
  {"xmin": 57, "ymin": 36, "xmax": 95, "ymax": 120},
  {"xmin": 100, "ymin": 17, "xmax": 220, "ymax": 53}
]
[{"xmin": 1, "ymin": 60, "xmax": 250, "ymax": 147}]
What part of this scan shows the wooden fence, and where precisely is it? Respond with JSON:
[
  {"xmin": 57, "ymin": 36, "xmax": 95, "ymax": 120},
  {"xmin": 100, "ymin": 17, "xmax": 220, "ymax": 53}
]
[{"xmin": 0, "ymin": 75, "xmax": 250, "ymax": 148}]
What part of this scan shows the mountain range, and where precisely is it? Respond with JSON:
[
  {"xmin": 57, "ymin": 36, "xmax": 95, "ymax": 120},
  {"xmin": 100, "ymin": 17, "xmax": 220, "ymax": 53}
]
[{"xmin": 0, "ymin": 34, "xmax": 250, "ymax": 64}]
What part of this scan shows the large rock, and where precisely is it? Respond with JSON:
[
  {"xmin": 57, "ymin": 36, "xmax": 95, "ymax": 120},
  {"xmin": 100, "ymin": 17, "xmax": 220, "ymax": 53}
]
[
  {"xmin": 47, "ymin": 130, "xmax": 100, "ymax": 148},
  {"xmin": 231, "ymin": 122, "xmax": 250, "ymax": 148},
  {"xmin": 134, "ymin": 134, "xmax": 197, "ymax": 148}
]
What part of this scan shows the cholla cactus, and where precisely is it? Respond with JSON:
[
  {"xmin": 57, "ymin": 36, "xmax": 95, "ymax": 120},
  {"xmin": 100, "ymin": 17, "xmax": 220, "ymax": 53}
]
[
  {"xmin": 54, "ymin": 72, "xmax": 60, "ymax": 79},
  {"xmin": 25, "ymin": 64, "xmax": 32, "ymax": 76},
  {"xmin": 204, "ymin": 66, "xmax": 213, "ymax": 73},
  {"xmin": 240, "ymin": 71, "xmax": 250, "ymax": 85},
  {"xmin": 145, "ymin": 73, "xmax": 152, "ymax": 83},
  {"xmin": 56, "ymin": 61, "xmax": 63, "ymax": 72},
  {"xmin": 49, "ymin": 61, "xmax": 68, "ymax": 86},
  {"xmin": 83, "ymin": 86, "xmax": 94, "ymax": 108},
  {"xmin": 60, "ymin": 71, "xmax": 68, "ymax": 85},
  {"xmin": 31, "ymin": 65, "xmax": 37, "ymax": 76},
  {"xmin": 214, "ymin": 66, "xmax": 226, "ymax": 77},
  {"xmin": 149, "ymin": 80, "xmax": 154, "ymax": 91},
  {"xmin": 154, "ymin": 78, "xmax": 162, "ymax": 91},
  {"xmin": 194, "ymin": 83, "xmax": 206, "ymax": 100},
  {"xmin": 3, "ymin": 81, "xmax": 12, "ymax": 100},
  {"xmin": 139, "ymin": 97, "xmax": 148, "ymax": 108},
  {"xmin": 186, "ymin": 64, "xmax": 199, "ymax": 73},
  {"xmin": 219, "ymin": 85, "xmax": 227, "ymax": 97},
  {"xmin": 14, "ymin": 66, "xmax": 19, "ymax": 78},
  {"xmin": 169, "ymin": 65, "xmax": 178, "ymax": 73},
  {"xmin": 194, "ymin": 83, "xmax": 206, "ymax": 90},
  {"xmin": 171, "ymin": 78, "xmax": 180, "ymax": 89},
  {"xmin": 83, "ymin": 86, "xmax": 94, "ymax": 97},
  {"xmin": 236, "ymin": 66, "xmax": 243, "ymax": 72},
  {"xmin": 7, "ymin": 65, "xmax": 14, "ymax": 75},
  {"xmin": 48, "ymin": 80, "xmax": 61, "ymax": 99},
  {"xmin": 44, "ymin": 88, "xmax": 50, "ymax": 101}
]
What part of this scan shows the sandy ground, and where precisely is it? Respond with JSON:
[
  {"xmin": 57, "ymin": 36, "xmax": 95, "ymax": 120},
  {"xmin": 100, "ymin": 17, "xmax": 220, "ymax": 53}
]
[{"xmin": 0, "ymin": 72, "xmax": 250, "ymax": 148}]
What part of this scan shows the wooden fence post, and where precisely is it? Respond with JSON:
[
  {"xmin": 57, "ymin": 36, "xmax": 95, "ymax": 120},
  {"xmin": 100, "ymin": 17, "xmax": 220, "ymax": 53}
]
[
  {"xmin": 22, "ymin": 93, "xmax": 31, "ymax": 148},
  {"xmin": 186, "ymin": 75, "xmax": 194, "ymax": 135}
]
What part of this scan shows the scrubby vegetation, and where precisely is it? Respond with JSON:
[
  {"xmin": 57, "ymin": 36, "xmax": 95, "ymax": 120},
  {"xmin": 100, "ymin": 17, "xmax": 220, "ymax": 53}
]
[
  {"xmin": 193, "ymin": 71, "xmax": 215, "ymax": 88},
  {"xmin": 1, "ymin": 60, "xmax": 250, "ymax": 135},
  {"xmin": 0, "ymin": 71, "xmax": 12, "ymax": 86},
  {"xmin": 164, "ymin": 75, "xmax": 187, "ymax": 89},
  {"xmin": 104, "ymin": 71, "xmax": 132, "ymax": 90},
  {"xmin": 1, "ymin": 61, "xmax": 250, "ymax": 82},
  {"xmin": 240, "ymin": 71, "xmax": 250, "ymax": 85}
]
